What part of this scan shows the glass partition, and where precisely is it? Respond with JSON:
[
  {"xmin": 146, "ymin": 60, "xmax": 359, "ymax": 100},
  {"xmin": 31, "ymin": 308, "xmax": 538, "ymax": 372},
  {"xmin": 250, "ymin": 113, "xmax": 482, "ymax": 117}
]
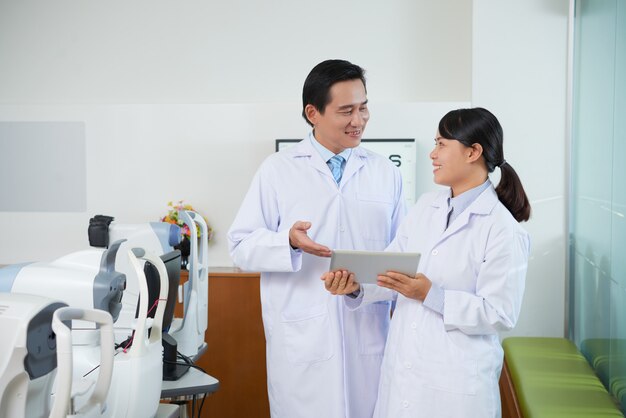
[{"xmin": 570, "ymin": 0, "xmax": 625, "ymax": 410}]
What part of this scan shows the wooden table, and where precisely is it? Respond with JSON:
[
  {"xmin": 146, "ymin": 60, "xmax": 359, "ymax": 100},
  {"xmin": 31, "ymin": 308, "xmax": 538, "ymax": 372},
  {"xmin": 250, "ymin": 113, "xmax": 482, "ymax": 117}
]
[{"xmin": 176, "ymin": 268, "xmax": 269, "ymax": 418}]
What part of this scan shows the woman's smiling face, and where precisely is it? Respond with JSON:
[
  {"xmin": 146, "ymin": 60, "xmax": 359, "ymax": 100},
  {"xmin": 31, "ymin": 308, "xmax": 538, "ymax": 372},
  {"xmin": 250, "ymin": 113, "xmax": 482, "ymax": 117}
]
[{"xmin": 430, "ymin": 134, "xmax": 479, "ymax": 196}]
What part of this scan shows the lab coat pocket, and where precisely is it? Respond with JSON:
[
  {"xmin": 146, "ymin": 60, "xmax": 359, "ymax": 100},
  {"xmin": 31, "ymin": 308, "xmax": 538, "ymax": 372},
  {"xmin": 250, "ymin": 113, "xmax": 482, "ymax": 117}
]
[
  {"xmin": 420, "ymin": 355, "xmax": 478, "ymax": 395},
  {"xmin": 417, "ymin": 324, "xmax": 478, "ymax": 395},
  {"xmin": 281, "ymin": 303, "xmax": 332, "ymax": 364},
  {"xmin": 356, "ymin": 192, "xmax": 392, "ymax": 204},
  {"xmin": 356, "ymin": 193, "xmax": 393, "ymax": 243},
  {"xmin": 356, "ymin": 302, "xmax": 391, "ymax": 355}
]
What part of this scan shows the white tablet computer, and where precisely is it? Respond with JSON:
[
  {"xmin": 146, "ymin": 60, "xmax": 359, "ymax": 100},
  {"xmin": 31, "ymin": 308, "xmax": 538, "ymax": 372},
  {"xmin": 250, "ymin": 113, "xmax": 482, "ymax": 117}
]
[{"xmin": 329, "ymin": 250, "xmax": 421, "ymax": 285}]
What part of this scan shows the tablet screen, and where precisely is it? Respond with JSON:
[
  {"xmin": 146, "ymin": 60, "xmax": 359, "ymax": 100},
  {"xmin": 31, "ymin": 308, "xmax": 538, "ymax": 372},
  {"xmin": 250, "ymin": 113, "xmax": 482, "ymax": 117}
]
[{"xmin": 329, "ymin": 250, "xmax": 421, "ymax": 284}]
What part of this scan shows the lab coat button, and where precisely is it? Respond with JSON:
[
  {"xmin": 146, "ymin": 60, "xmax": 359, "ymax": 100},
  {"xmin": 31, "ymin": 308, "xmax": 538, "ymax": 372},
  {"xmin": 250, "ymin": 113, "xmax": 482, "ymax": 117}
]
[
  {"xmin": 432, "ymin": 249, "xmax": 438, "ymax": 256},
  {"xmin": 405, "ymin": 362, "xmax": 412, "ymax": 369},
  {"xmin": 402, "ymin": 400, "xmax": 409, "ymax": 408},
  {"xmin": 411, "ymin": 322, "xmax": 417, "ymax": 329},
  {"xmin": 340, "ymin": 227, "xmax": 345, "ymax": 232}
]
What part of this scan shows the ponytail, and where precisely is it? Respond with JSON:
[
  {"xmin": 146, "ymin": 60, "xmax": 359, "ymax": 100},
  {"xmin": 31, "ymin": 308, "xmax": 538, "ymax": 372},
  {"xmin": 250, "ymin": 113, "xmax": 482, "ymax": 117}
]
[
  {"xmin": 495, "ymin": 162, "xmax": 531, "ymax": 222},
  {"xmin": 438, "ymin": 107, "xmax": 531, "ymax": 222}
]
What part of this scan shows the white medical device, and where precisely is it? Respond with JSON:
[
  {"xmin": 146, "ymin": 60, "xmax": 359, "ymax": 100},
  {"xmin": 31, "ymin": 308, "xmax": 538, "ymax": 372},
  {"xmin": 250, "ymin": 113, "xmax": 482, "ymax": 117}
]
[
  {"xmin": 0, "ymin": 242, "xmax": 168, "ymax": 417},
  {"xmin": 89, "ymin": 220, "xmax": 180, "ymax": 342},
  {"xmin": 168, "ymin": 211, "xmax": 209, "ymax": 358},
  {"xmin": 68, "ymin": 247, "xmax": 168, "ymax": 418},
  {"xmin": 0, "ymin": 242, "xmax": 126, "ymax": 331},
  {"xmin": 50, "ymin": 306, "xmax": 114, "ymax": 418},
  {"xmin": 0, "ymin": 293, "xmax": 67, "ymax": 418},
  {"xmin": 0, "ymin": 294, "xmax": 114, "ymax": 418},
  {"xmin": 89, "ymin": 211, "xmax": 209, "ymax": 359}
]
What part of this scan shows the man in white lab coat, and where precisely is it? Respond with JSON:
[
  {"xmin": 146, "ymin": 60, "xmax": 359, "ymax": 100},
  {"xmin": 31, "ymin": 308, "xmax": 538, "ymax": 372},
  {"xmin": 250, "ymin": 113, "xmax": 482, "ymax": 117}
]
[{"xmin": 228, "ymin": 59, "xmax": 406, "ymax": 418}]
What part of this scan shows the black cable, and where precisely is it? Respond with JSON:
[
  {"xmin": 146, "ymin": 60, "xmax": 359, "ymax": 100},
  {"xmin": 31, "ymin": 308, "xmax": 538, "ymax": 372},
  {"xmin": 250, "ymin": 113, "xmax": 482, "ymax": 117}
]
[
  {"xmin": 170, "ymin": 349, "xmax": 212, "ymax": 417},
  {"xmin": 177, "ymin": 351, "xmax": 193, "ymax": 364},
  {"xmin": 175, "ymin": 350, "xmax": 209, "ymax": 374},
  {"xmin": 197, "ymin": 392, "xmax": 207, "ymax": 418},
  {"xmin": 163, "ymin": 359, "xmax": 208, "ymax": 374},
  {"xmin": 177, "ymin": 352, "xmax": 190, "ymax": 362},
  {"xmin": 82, "ymin": 345, "xmax": 126, "ymax": 377}
]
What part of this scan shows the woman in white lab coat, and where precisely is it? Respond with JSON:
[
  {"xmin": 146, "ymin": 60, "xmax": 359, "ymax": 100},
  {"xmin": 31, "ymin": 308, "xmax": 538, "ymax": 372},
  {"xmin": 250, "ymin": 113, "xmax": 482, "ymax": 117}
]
[{"xmin": 323, "ymin": 107, "xmax": 531, "ymax": 417}]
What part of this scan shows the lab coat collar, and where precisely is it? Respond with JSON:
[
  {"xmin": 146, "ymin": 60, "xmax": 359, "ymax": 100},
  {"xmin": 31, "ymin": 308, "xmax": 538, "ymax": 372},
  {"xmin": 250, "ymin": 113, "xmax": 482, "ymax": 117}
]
[
  {"xmin": 341, "ymin": 147, "xmax": 368, "ymax": 186},
  {"xmin": 290, "ymin": 135, "xmax": 333, "ymax": 181},
  {"xmin": 289, "ymin": 133, "xmax": 369, "ymax": 187},
  {"xmin": 289, "ymin": 134, "xmax": 316, "ymax": 158},
  {"xmin": 432, "ymin": 184, "xmax": 499, "ymax": 242}
]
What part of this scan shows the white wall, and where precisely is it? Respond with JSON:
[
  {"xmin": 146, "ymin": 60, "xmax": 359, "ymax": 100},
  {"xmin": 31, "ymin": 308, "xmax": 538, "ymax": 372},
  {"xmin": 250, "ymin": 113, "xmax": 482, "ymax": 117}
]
[
  {"xmin": 0, "ymin": 0, "xmax": 569, "ymax": 337},
  {"xmin": 0, "ymin": 0, "xmax": 471, "ymax": 103},
  {"xmin": 0, "ymin": 0, "xmax": 471, "ymax": 264},
  {"xmin": 473, "ymin": 0, "xmax": 570, "ymax": 337}
]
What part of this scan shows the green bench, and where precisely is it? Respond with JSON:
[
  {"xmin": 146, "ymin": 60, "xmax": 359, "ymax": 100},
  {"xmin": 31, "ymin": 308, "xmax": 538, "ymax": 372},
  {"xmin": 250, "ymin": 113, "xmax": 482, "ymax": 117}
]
[
  {"xmin": 580, "ymin": 339, "xmax": 626, "ymax": 411},
  {"xmin": 500, "ymin": 337, "xmax": 624, "ymax": 417}
]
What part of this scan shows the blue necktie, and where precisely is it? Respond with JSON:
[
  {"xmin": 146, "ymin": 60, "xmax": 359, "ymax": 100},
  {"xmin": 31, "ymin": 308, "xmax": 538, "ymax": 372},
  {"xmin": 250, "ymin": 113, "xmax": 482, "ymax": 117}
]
[{"xmin": 328, "ymin": 155, "xmax": 344, "ymax": 184}]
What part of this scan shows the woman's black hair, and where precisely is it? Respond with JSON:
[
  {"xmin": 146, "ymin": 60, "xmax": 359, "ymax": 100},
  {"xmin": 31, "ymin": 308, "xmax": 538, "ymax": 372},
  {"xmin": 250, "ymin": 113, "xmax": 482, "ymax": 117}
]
[
  {"xmin": 438, "ymin": 107, "xmax": 531, "ymax": 222},
  {"xmin": 301, "ymin": 59, "xmax": 367, "ymax": 127}
]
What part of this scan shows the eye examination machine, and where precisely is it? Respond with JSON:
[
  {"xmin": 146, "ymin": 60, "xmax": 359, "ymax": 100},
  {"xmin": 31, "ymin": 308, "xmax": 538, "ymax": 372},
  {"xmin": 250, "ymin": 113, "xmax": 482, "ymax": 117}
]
[
  {"xmin": 0, "ymin": 242, "xmax": 126, "ymax": 331},
  {"xmin": 0, "ymin": 293, "xmax": 114, "ymax": 418},
  {"xmin": 0, "ymin": 293, "xmax": 68, "ymax": 418},
  {"xmin": 89, "ymin": 210, "xmax": 210, "ymax": 360},
  {"xmin": 0, "ymin": 240, "xmax": 170, "ymax": 417},
  {"xmin": 0, "ymin": 208, "xmax": 212, "ymax": 417}
]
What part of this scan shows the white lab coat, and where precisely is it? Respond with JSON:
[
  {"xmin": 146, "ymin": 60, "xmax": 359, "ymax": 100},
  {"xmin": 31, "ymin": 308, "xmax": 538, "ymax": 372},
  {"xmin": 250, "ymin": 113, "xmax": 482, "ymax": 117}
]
[
  {"xmin": 350, "ymin": 185, "xmax": 530, "ymax": 418},
  {"xmin": 228, "ymin": 133, "xmax": 406, "ymax": 418}
]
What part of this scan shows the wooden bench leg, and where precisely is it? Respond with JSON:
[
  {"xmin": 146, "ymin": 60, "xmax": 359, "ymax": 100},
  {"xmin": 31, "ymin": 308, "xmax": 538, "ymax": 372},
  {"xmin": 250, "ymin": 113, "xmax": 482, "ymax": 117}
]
[{"xmin": 500, "ymin": 358, "xmax": 522, "ymax": 418}]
